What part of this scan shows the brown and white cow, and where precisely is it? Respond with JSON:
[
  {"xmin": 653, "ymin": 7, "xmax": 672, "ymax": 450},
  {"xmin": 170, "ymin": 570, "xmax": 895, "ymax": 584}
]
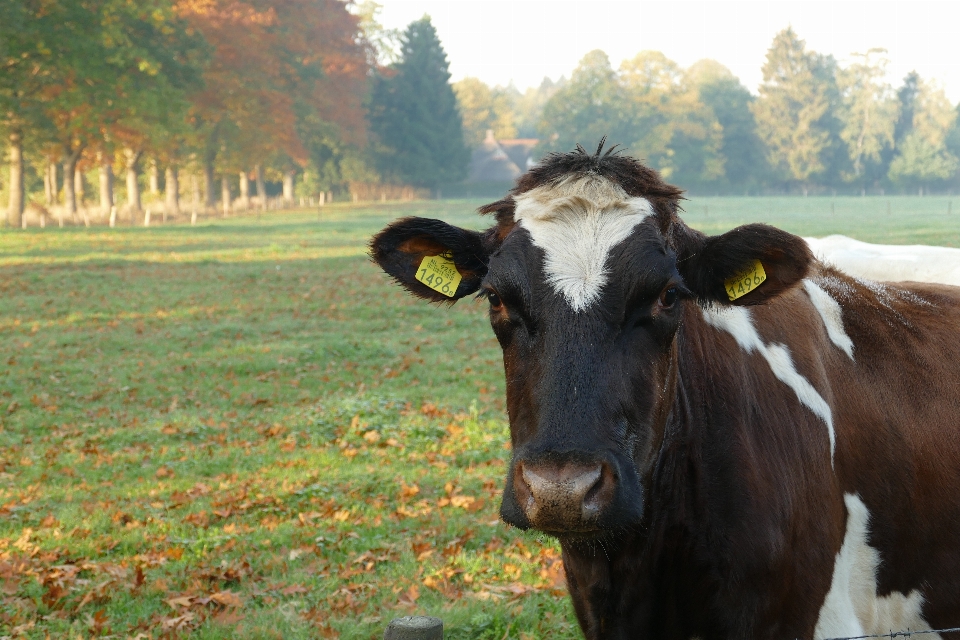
[{"xmin": 370, "ymin": 144, "xmax": 960, "ymax": 640}]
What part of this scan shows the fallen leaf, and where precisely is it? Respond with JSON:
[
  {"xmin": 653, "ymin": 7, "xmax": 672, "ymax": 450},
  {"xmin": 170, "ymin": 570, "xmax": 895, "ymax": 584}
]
[
  {"xmin": 281, "ymin": 584, "xmax": 309, "ymax": 595},
  {"xmin": 398, "ymin": 584, "xmax": 419, "ymax": 606},
  {"xmin": 166, "ymin": 595, "xmax": 194, "ymax": 609},
  {"xmin": 209, "ymin": 590, "xmax": 242, "ymax": 607}
]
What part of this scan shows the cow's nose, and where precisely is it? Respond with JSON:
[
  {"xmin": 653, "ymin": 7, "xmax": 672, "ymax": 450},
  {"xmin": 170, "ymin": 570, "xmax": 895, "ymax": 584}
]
[{"xmin": 514, "ymin": 460, "xmax": 615, "ymax": 531}]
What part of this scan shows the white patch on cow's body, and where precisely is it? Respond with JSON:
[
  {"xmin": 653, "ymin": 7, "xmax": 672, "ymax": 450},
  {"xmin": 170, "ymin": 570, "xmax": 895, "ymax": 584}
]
[
  {"xmin": 702, "ymin": 306, "xmax": 836, "ymax": 461},
  {"xmin": 513, "ymin": 175, "xmax": 654, "ymax": 312},
  {"xmin": 815, "ymin": 494, "xmax": 936, "ymax": 640},
  {"xmin": 803, "ymin": 279, "xmax": 855, "ymax": 360},
  {"xmin": 805, "ymin": 235, "xmax": 960, "ymax": 286}
]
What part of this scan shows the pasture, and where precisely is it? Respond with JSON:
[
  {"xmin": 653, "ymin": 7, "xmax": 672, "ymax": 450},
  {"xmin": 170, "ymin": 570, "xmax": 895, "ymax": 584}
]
[{"xmin": 0, "ymin": 195, "xmax": 957, "ymax": 639}]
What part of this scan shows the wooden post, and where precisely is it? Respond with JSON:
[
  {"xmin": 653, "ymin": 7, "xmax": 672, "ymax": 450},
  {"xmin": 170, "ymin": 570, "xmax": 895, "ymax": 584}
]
[{"xmin": 384, "ymin": 616, "xmax": 442, "ymax": 640}]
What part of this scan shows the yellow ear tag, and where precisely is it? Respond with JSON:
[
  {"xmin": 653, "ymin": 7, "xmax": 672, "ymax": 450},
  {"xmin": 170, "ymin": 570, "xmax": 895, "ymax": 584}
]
[
  {"xmin": 725, "ymin": 259, "xmax": 767, "ymax": 301},
  {"xmin": 416, "ymin": 252, "xmax": 462, "ymax": 298}
]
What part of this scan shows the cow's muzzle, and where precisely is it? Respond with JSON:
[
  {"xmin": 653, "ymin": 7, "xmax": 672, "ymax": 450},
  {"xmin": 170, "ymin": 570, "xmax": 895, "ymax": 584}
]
[{"xmin": 508, "ymin": 459, "xmax": 617, "ymax": 533}]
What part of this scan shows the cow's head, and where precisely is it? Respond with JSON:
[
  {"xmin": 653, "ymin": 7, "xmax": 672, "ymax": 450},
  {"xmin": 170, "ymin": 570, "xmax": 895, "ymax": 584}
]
[{"xmin": 370, "ymin": 143, "xmax": 812, "ymax": 539}]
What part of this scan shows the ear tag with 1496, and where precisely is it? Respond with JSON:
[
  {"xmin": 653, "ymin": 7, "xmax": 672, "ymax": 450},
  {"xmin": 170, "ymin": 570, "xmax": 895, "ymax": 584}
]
[
  {"xmin": 416, "ymin": 253, "xmax": 462, "ymax": 298},
  {"xmin": 725, "ymin": 259, "xmax": 767, "ymax": 301}
]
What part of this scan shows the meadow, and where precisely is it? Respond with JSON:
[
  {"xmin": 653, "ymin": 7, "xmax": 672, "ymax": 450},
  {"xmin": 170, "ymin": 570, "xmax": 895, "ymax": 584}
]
[{"xmin": 0, "ymin": 195, "xmax": 957, "ymax": 639}]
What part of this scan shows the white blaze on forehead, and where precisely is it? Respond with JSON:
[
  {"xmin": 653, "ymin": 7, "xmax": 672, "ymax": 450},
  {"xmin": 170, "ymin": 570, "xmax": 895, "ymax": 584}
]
[
  {"xmin": 803, "ymin": 279, "xmax": 855, "ymax": 360},
  {"xmin": 702, "ymin": 306, "xmax": 836, "ymax": 462},
  {"xmin": 815, "ymin": 493, "xmax": 936, "ymax": 639},
  {"xmin": 513, "ymin": 175, "xmax": 654, "ymax": 312}
]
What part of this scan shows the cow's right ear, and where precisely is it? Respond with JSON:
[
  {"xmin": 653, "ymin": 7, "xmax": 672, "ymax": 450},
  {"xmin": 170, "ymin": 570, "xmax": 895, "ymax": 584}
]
[{"xmin": 370, "ymin": 217, "xmax": 494, "ymax": 302}]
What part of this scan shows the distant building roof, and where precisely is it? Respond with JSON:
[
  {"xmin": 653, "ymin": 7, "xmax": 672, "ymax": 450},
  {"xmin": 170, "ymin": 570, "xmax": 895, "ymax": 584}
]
[{"xmin": 467, "ymin": 130, "xmax": 524, "ymax": 183}]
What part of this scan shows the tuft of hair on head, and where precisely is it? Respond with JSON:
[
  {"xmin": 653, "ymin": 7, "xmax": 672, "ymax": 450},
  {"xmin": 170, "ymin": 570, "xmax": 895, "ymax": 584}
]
[
  {"xmin": 512, "ymin": 139, "xmax": 684, "ymax": 202},
  {"xmin": 477, "ymin": 138, "xmax": 685, "ymax": 235}
]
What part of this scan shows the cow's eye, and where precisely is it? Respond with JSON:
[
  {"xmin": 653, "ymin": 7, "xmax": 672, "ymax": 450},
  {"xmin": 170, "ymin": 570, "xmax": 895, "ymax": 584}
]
[
  {"xmin": 659, "ymin": 286, "xmax": 678, "ymax": 308},
  {"xmin": 488, "ymin": 291, "xmax": 504, "ymax": 312}
]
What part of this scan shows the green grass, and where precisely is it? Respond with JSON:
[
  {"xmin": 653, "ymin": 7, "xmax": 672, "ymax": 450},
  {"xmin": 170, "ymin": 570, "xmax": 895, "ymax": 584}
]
[
  {"xmin": 683, "ymin": 195, "xmax": 960, "ymax": 246},
  {"xmin": 0, "ymin": 197, "xmax": 957, "ymax": 639}
]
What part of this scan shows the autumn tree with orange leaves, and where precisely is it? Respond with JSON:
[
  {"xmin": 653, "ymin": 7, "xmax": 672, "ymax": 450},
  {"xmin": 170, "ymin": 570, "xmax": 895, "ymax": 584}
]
[
  {"xmin": 178, "ymin": 0, "xmax": 370, "ymax": 211},
  {"xmin": 2, "ymin": 0, "xmax": 371, "ymax": 226}
]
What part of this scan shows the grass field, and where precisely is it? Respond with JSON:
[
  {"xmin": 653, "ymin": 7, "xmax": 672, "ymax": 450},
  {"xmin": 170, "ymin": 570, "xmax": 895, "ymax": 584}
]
[{"xmin": 0, "ymin": 196, "xmax": 957, "ymax": 639}]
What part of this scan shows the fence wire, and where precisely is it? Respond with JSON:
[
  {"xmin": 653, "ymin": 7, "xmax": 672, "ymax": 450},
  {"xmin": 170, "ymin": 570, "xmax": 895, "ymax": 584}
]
[{"xmin": 823, "ymin": 628, "xmax": 960, "ymax": 640}]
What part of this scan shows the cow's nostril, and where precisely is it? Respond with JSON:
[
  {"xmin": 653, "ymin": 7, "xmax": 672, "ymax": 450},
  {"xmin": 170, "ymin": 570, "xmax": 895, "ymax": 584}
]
[{"xmin": 515, "ymin": 461, "xmax": 613, "ymax": 530}]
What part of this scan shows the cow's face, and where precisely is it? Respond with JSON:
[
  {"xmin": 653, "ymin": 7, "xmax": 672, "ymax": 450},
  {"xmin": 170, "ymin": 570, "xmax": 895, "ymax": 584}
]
[
  {"xmin": 481, "ymin": 176, "xmax": 683, "ymax": 536},
  {"xmin": 370, "ymin": 148, "xmax": 811, "ymax": 540}
]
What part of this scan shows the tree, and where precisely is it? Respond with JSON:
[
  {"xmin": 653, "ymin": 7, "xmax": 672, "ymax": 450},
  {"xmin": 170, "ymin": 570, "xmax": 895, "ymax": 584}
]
[
  {"xmin": 888, "ymin": 79, "xmax": 958, "ymax": 192},
  {"xmin": 944, "ymin": 103, "xmax": 960, "ymax": 190},
  {"xmin": 893, "ymin": 72, "xmax": 921, "ymax": 149},
  {"xmin": 368, "ymin": 17, "xmax": 468, "ymax": 188},
  {"xmin": 181, "ymin": 0, "xmax": 369, "ymax": 206},
  {"xmin": 836, "ymin": 49, "xmax": 898, "ymax": 188},
  {"xmin": 619, "ymin": 52, "xmax": 724, "ymax": 186},
  {"xmin": 752, "ymin": 28, "xmax": 833, "ymax": 193},
  {"xmin": 538, "ymin": 50, "xmax": 625, "ymax": 155},
  {"xmin": 355, "ymin": 0, "xmax": 400, "ymax": 67},
  {"xmin": 0, "ymin": 0, "xmax": 89, "ymax": 226},
  {"xmin": 687, "ymin": 60, "xmax": 767, "ymax": 189},
  {"xmin": 515, "ymin": 77, "xmax": 563, "ymax": 139},
  {"xmin": 454, "ymin": 78, "xmax": 517, "ymax": 147}
]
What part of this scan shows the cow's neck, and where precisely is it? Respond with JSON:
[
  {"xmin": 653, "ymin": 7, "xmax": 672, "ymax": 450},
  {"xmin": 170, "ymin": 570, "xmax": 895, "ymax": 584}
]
[{"xmin": 561, "ymin": 302, "xmax": 797, "ymax": 639}]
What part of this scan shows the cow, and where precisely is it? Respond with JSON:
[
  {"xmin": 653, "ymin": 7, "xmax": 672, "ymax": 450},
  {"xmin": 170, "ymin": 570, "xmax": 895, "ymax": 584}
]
[
  {"xmin": 805, "ymin": 235, "xmax": 960, "ymax": 286},
  {"xmin": 370, "ymin": 143, "xmax": 960, "ymax": 640}
]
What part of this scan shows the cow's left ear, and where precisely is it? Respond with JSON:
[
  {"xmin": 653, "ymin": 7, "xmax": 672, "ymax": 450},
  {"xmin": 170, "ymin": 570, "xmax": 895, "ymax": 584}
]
[
  {"xmin": 370, "ymin": 216, "xmax": 495, "ymax": 303},
  {"xmin": 675, "ymin": 223, "xmax": 813, "ymax": 306}
]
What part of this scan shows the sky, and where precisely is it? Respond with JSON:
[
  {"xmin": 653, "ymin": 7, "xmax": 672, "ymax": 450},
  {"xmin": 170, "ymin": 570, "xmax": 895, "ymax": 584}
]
[{"xmin": 377, "ymin": 0, "xmax": 960, "ymax": 101}]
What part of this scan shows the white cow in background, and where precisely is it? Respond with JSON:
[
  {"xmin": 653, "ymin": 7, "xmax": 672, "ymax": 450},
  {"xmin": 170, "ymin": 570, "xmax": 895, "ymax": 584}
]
[{"xmin": 804, "ymin": 235, "xmax": 960, "ymax": 286}]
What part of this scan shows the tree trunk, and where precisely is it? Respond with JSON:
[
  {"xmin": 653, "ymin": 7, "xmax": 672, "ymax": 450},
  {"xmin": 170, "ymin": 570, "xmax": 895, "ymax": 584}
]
[
  {"xmin": 165, "ymin": 165, "xmax": 180, "ymax": 216},
  {"xmin": 62, "ymin": 157, "xmax": 78, "ymax": 224},
  {"xmin": 75, "ymin": 164, "xmax": 89, "ymax": 226},
  {"xmin": 255, "ymin": 164, "xmax": 266, "ymax": 210},
  {"xmin": 43, "ymin": 166, "xmax": 51, "ymax": 207},
  {"xmin": 283, "ymin": 171, "xmax": 294, "ymax": 205},
  {"xmin": 203, "ymin": 159, "xmax": 215, "ymax": 209},
  {"xmin": 75, "ymin": 166, "xmax": 85, "ymax": 206},
  {"xmin": 46, "ymin": 162, "xmax": 57, "ymax": 206},
  {"xmin": 124, "ymin": 148, "xmax": 142, "ymax": 221},
  {"xmin": 99, "ymin": 155, "xmax": 114, "ymax": 221},
  {"xmin": 148, "ymin": 159, "xmax": 159, "ymax": 195},
  {"xmin": 221, "ymin": 175, "xmax": 231, "ymax": 217},
  {"xmin": 191, "ymin": 172, "xmax": 200, "ymax": 205},
  {"xmin": 7, "ymin": 131, "xmax": 24, "ymax": 228},
  {"xmin": 238, "ymin": 171, "xmax": 250, "ymax": 209}
]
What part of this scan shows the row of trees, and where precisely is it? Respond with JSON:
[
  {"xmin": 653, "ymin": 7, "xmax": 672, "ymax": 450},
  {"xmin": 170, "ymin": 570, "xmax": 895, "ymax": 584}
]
[
  {"xmin": 6, "ymin": 6, "xmax": 960, "ymax": 229},
  {"xmin": 455, "ymin": 29, "xmax": 960, "ymax": 195},
  {"xmin": 2, "ymin": 0, "xmax": 371, "ymax": 227}
]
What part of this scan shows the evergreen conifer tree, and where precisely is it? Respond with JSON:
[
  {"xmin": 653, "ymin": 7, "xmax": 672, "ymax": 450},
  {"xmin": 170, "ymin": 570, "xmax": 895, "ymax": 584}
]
[{"xmin": 369, "ymin": 17, "xmax": 468, "ymax": 188}]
